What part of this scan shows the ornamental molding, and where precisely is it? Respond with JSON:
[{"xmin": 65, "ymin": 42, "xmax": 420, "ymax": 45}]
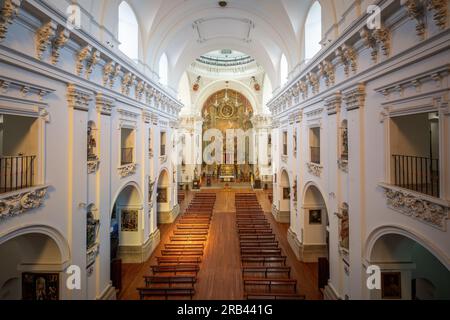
[
  {"xmin": 374, "ymin": 65, "xmax": 450, "ymax": 99},
  {"xmin": 325, "ymin": 92, "xmax": 342, "ymax": 115},
  {"xmin": 87, "ymin": 159, "xmax": 100, "ymax": 174},
  {"xmin": 343, "ymin": 83, "xmax": 366, "ymax": 111},
  {"xmin": 85, "ymin": 50, "xmax": 101, "ymax": 80},
  {"xmin": 307, "ymin": 72, "xmax": 319, "ymax": 94},
  {"xmin": 359, "ymin": 26, "xmax": 390, "ymax": 63},
  {"xmin": 0, "ymin": 75, "xmax": 54, "ymax": 101},
  {"xmin": 35, "ymin": 20, "xmax": 56, "ymax": 60},
  {"xmin": 95, "ymin": 93, "xmax": 115, "ymax": 116},
  {"xmin": 121, "ymin": 72, "xmax": 136, "ymax": 96},
  {"xmin": 103, "ymin": 61, "xmax": 121, "ymax": 88},
  {"xmin": 305, "ymin": 107, "xmax": 324, "ymax": 118},
  {"xmin": 319, "ymin": 60, "xmax": 335, "ymax": 87},
  {"xmin": 0, "ymin": 186, "xmax": 49, "ymax": 222},
  {"xmin": 86, "ymin": 244, "xmax": 99, "ymax": 269},
  {"xmin": 142, "ymin": 111, "xmax": 152, "ymax": 123},
  {"xmin": 0, "ymin": 0, "xmax": 22, "ymax": 42},
  {"xmin": 67, "ymin": 84, "xmax": 92, "ymax": 111},
  {"xmin": 135, "ymin": 80, "xmax": 147, "ymax": 101},
  {"xmin": 118, "ymin": 163, "xmax": 137, "ymax": 178},
  {"xmin": 118, "ymin": 108, "xmax": 139, "ymax": 119},
  {"xmin": 306, "ymin": 162, "xmax": 323, "ymax": 177},
  {"xmin": 335, "ymin": 44, "xmax": 357, "ymax": 77},
  {"xmin": 337, "ymin": 159, "xmax": 348, "ymax": 172},
  {"xmin": 51, "ymin": 28, "xmax": 70, "ymax": 65},
  {"xmin": 401, "ymin": 0, "xmax": 448, "ymax": 38},
  {"xmin": 76, "ymin": 45, "xmax": 92, "ymax": 76},
  {"xmin": 379, "ymin": 183, "xmax": 449, "ymax": 231}
]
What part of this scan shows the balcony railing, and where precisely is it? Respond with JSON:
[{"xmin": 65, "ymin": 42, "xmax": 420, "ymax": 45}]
[
  {"xmin": 310, "ymin": 146, "xmax": 320, "ymax": 164},
  {"xmin": 160, "ymin": 144, "xmax": 166, "ymax": 156},
  {"xmin": 121, "ymin": 148, "xmax": 133, "ymax": 165},
  {"xmin": 392, "ymin": 154, "xmax": 439, "ymax": 198},
  {"xmin": 0, "ymin": 155, "xmax": 36, "ymax": 194}
]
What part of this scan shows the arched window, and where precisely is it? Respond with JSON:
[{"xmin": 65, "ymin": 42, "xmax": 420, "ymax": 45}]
[
  {"xmin": 159, "ymin": 53, "xmax": 168, "ymax": 86},
  {"xmin": 280, "ymin": 54, "xmax": 288, "ymax": 87},
  {"xmin": 304, "ymin": 1, "xmax": 322, "ymax": 63},
  {"xmin": 118, "ymin": 1, "xmax": 139, "ymax": 62}
]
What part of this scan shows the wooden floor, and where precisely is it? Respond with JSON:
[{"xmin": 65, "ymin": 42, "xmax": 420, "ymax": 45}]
[{"xmin": 119, "ymin": 189, "xmax": 322, "ymax": 300}]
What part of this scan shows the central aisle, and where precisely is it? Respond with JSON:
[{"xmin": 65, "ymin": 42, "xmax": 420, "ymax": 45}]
[
  {"xmin": 194, "ymin": 190, "xmax": 243, "ymax": 299},
  {"xmin": 119, "ymin": 189, "xmax": 322, "ymax": 300}
]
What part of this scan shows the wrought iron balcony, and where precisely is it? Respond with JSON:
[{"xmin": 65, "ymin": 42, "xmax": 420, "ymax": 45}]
[{"xmin": 0, "ymin": 155, "xmax": 36, "ymax": 194}]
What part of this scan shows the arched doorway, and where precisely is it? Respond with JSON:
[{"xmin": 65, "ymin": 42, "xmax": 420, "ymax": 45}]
[
  {"xmin": 302, "ymin": 184, "xmax": 329, "ymax": 288},
  {"xmin": 368, "ymin": 231, "xmax": 450, "ymax": 300},
  {"xmin": 276, "ymin": 169, "xmax": 291, "ymax": 224},
  {"xmin": 110, "ymin": 184, "xmax": 142, "ymax": 290},
  {"xmin": 0, "ymin": 228, "xmax": 67, "ymax": 300},
  {"xmin": 156, "ymin": 169, "xmax": 171, "ymax": 225}
]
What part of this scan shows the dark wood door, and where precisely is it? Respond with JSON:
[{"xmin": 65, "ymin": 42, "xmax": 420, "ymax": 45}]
[
  {"xmin": 318, "ymin": 257, "xmax": 329, "ymax": 289},
  {"xmin": 111, "ymin": 259, "xmax": 122, "ymax": 291}
]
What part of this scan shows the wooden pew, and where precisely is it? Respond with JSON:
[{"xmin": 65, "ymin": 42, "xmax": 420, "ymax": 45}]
[
  {"xmin": 151, "ymin": 264, "xmax": 200, "ymax": 275},
  {"xmin": 246, "ymin": 293, "xmax": 305, "ymax": 300},
  {"xmin": 240, "ymin": 234, "xmax": 276, "ymax": 241},
  {"xmin": 242, "ymin": 266, "xmax": 291, "ymax": 278},
  {"xmin": 170, "ymin": 235, "xmax": 207, "ymax": 242},
  {"xmin": 173, "ymin": 230, "xmax": 208, "ymax": 236},
  {"xmin": 240, "ymin": 248, "xmax": 282, "ymax": 256},
  {"xmin": 137, "ymin": 287, "xmax": 195, "ymax": 300},
  {"xmin": 243, "ymin": 278, "xmax": 297, "ymax": 293},
  {"xmin": 161, "ymin": 249, "xmax": 204, "ymax": 256},
  {"xmin": 165, "ymin": 243, "xmax": 204, "ymax": 250},
  {"xmin": 240, "ymin": 241, "xmax": 279, "ymax": 248},
  {"xmin": 156, "ymin": 256, "xmax": 201, "ymax": 265},
  {"xmin": 241, "ymin": 256, "xmax": 287, "ymax": 266},
  {"xmin": 144, "ymin": 275, "xmax": 197, "ymax": 287}
]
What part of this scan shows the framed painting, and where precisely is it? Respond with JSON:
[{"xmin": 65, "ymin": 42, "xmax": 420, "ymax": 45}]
[
  {"xmin": 309, "ymin": 209, "xmax": 322, "ymax": 224},
  {"xmin": 22, "ymin": 273, "xmax": 59, "ymax": 300},
  {"xmin": 381, "ymin": 272, "xmax": 402, "ymax": 299},
  {"xmin": 121, "ymin": 209, "xmax": 138, "ymax": 231},
  {"xmin": 157, "ymin": 187, "xmax": 168, "ymax": 203},
  {"xmin": 283, "ymin": 187, "xmax": 290, "ymax": 199}
]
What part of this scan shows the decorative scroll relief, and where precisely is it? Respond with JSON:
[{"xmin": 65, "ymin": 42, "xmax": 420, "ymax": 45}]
[
  {"xmin": 402, "ymin": 0, "xmax": 448, "ymax": 37},
  {"xmin": 86, "ymin": 244, "xmax": 99, "ymax": 270},
  {"xmin": 85, "ymin": 50, "xmax": 101, "ymax": 80},
  {"xmin": 343, "ymin": 84, "xmax": 366, "ymax": 111},
  {"xmin": 337, "ymin": 159, "xmax": 348, "ymax": 172},
  {"xmin": 0, "ymin": 75, "xmax": 54, "ymax": 101},
  {"xmin": 96, "ymin": 93, "xmax": 115, "ymax": 116},
  {"xmin": 359, "ymin": 26, "xmax": 390, "ymax": 63},
  {"xmin": 0, "ymin": 0, "xmax": 22, "ymax": 42},
  {"xmin": 335, "ymin": 45, "xmax": 357, "ymax": 77},
  {"xmin": 87, "ymin": 160, "xmax": 99, "ymax": 174},
  {"xmin": 118, "ymin": 163, "xmax": 137, "ymax": 178},
  {"xmin": 325, "ymin": 92, "xmax": 342, "ymax": 115},
  {"xmin": 76, "ymin": 45, "xmax": 92, "ymax": 76},
  {"xmin": 306, "ymin": 162, "xmax": 323, "ymax": 177},
  {"xmin": 319, "ymin": 60, "xmax": 335, "ymax": 87},
  {"xmin": 35, "ymin": 21, "xmax": 56, "ymax": 60},
  {"xmin": 121, "ymin": 72, "xmax": 135, "ymax": 96},
  {"xmin": 380, "ymin": 183, "xmax": 449, "ymax": 231},
  {"xmin": 103, "ymin": 61, "xmax": 121, "ymax": 88},
  {"xmin": 67, "ymin": 84, "xmax": 92, "ymax": 111},
  {"xmin": 0, "ymin": 186, "xmax": 49, "ymax": 221},
  {"xmin": 51, "ymin": 28, "xmax": 70, "ymax": 65}
]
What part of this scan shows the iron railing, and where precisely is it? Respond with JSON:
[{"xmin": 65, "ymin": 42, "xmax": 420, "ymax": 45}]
[
  {"xmin": 0, "ymin": 155, "xmax": 36, "ymax": 194},
  {"xmin": 160, "ymin": 144, "xmax": 166, "ymax": 156},
  {"xmin": 311, "ymin": 146, "xmax": 320, "ymax": 164},
  {"xmin": 392, "ymin": 154, "xmax": 440, "ymax": 198},
  {"xmin": 121, "ymin": 148, "xmax": 133, "ymax": 165}
]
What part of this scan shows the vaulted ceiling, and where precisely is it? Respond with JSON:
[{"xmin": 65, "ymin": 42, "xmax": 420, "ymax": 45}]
[{"xmin": 89, "ymin": 0, "xmax": 352, "ymax": 89}]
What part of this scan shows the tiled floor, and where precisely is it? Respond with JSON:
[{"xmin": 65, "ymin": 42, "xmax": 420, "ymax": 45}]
[{"xmin": 119, "ymin": 189, "xmax": 323, "ymax": 300}]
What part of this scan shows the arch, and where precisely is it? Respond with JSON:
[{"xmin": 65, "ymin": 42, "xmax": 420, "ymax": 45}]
[
  {"xmin": 110, "ymin": 181, "xmax": 144, "ymax": 219},
  {"xmin": 304, "ymin": 1, "xmax": 322, "ymax": 62},
  {"xmin": 118, "ymin": 1, "xmax": 139, "ymax": 61},
  {"xmin": 0, "ymin": 225, "xmax": 70, "ymax": 300},
  {"xmin": 280, "ymin": 53, "xmax": 288, "ymax": 87},
  {"xmin": 0, "ymin": 225, "xmax": 70, "ymax": 265},
  {"xmin": 365, "ymin": 225, "xmax": 450, "ymax": 299},
  {"xmin": 194, "ymin": 79, "xmax": 259, "ymax": 116},
  {"xmin": 364, "ymin": 225, "xmax": 450, "ymax": 270}
]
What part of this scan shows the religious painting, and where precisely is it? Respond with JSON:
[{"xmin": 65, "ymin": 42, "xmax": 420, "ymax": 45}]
[
  {"xmin": 22, "ymin": 273, "xmax": 59, "ymax": 300},
  {"xmin": 283, "ymin": 187, "xmax": 290, "ymax": 199},
  {"xmin": 157, "ymin": 187, "xmax": 168, "ymax": 203},
  {"xmin": 121, "ymin": 209, "xmax": 138, "ymax": 231},
  {"xmin": 309, "ymin": 209, "xmax": 322, "ymax": 224},
  {"xmin": 381, "ymin": 272, "xmax": 402, "ymax": 299}
]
